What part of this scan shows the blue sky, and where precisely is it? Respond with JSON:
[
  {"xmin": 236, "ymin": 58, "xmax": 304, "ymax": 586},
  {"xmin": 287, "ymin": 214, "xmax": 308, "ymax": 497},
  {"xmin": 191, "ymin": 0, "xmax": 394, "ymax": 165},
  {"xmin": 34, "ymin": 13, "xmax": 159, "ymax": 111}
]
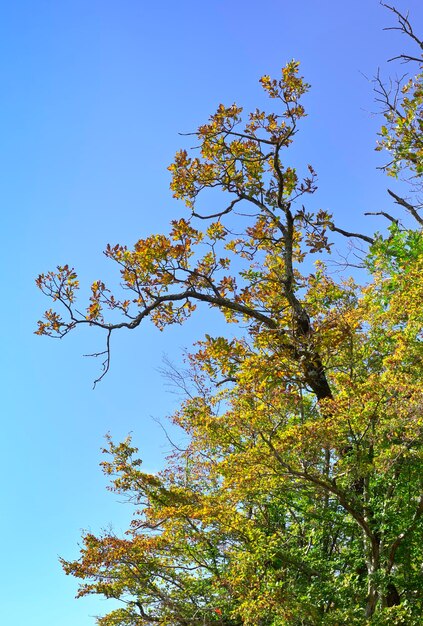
[{"xmin": 1, "ymin": 1, "xmax": 422, "ymax": 624}]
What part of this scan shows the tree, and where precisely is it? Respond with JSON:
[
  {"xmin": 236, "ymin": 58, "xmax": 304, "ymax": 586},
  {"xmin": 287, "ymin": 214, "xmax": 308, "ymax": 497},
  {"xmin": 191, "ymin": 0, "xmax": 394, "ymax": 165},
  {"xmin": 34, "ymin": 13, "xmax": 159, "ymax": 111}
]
[
  {"xmin": 37, "ymin": 6, "xmax": 423, "ymax": 625},
  {"xmin": 376, "ymin": 3, "xmax": 423, "ymax": 205}
]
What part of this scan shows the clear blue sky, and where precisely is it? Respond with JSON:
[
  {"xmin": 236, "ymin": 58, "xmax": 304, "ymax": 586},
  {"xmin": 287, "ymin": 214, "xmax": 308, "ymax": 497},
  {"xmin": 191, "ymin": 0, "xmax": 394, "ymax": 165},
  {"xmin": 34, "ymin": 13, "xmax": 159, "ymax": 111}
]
[{"xmin": 1, "ymin": 1, "xmax": 422, "ymax": 624}]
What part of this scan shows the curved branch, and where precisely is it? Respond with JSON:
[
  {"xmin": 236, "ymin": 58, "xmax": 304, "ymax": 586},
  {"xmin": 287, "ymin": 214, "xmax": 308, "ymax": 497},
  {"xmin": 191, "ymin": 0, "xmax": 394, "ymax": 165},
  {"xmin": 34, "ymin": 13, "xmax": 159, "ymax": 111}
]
[
  {"xmin": 387, "ymin": 189, "xmax": 423, "ymax": 226},
  {"xmin": 382, "ymin": 4, "xmax": 423, "ymax": 54},
  {"xmin": 364, "ymin": 211, "xmax": 398, "ymax": 224},
  {"xmin": 192, "ymin": 197, "xmax": 242, "ymax": 220},
  {"xmin": 81, "ymin": 289, "xmax": 280, "ymax": 333},
  {"xmin": 328, "ymin": 223, "xmax": 375, "ymax": 244}
]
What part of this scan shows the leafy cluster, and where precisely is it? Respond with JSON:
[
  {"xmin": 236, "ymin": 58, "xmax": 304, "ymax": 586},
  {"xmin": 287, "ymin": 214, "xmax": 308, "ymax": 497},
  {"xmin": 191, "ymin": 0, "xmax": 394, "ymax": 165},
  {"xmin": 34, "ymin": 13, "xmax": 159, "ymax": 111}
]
[
  {"xmin": 377, "ymin": 70, "xmax": 423, "ymax": 176},
  {"xmin": 376, "ymin": 4, "xmax": 423, "ymax": 184},
  {"xmin": 60, "ymin": 245, "xmax": 423, "ymax": 625},
  {"xmin": 37, "ymin": 8, "xmax": 423, "ymax": 625}
]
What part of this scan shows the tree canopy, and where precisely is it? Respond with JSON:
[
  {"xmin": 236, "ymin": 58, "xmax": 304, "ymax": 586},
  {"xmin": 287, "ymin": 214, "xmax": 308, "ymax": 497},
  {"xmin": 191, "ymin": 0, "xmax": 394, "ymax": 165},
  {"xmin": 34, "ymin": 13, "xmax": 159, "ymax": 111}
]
[{"xmin": 36, "ymin": 5, "xmax": 423, "ymax": 625}]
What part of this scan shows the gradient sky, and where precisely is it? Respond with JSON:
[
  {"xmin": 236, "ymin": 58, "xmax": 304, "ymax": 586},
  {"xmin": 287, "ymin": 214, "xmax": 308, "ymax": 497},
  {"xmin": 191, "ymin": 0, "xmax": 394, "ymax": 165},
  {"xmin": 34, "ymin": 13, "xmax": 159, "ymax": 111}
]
[{"xmin": 1, "ymin": 1, "xmax": 422, "ymax": 624}]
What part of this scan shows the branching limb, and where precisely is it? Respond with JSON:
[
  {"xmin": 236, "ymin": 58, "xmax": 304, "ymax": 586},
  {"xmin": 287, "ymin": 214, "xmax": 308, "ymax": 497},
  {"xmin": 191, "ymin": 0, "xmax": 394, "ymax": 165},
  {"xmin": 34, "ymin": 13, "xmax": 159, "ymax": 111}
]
[
  {"xmin": 387, "ymin": 189, "xmax": 423, "ymax": 226},
  {"xmin": 328, "ymin": 223, "xmax": 375, "ymax": 245},
  {"xmin": 259, "ymin": 431, "xmax": 377, "ymax": 543},
  {"xmin": 84, "ymin": 328, "xmax": 112, "ymax": 388},
  {"xmin": 364, "ymin": 211, "xmax": 398, "ymax": 224},
  {"xmin": 192, "ymin": 197, "xmax": 242, "ymax": 220},
  {"xmin": 381, "ymin": 3, "xmax": 423, "ymax": 57}
]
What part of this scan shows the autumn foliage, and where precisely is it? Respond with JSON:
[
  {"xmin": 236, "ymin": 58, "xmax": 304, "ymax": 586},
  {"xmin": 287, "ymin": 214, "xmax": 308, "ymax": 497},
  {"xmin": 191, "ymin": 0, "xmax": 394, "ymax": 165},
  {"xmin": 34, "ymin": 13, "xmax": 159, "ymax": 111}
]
[{"xmin": 37, "ymin": 8, "xmax": 423, "ymax": 626}]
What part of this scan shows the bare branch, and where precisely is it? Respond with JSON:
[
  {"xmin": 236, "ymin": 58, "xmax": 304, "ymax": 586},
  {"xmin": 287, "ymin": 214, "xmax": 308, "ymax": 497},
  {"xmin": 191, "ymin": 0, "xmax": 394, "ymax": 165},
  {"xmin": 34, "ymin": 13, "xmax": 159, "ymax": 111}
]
[
  {"xmin": 328, "ymin": 223, "xmax": 375, "ymax": 245},
  {"xmin": 215, "ymin": 376, "xmax": 237, "ymax": 387},
  {"xmin": 364, "ymin": 211, "xmax": 398, "ymax": 224},
  {"xmin": 84, "ymin": 329, "xmax": 112, "ymax": 388},
  {"xmin": 387, "ymin": 189, "xmax": 423, "ymax": 225},
  {"xmin": 152, "ymin": 416, "xmax": 188, "ymax": 454},
  {"xmin": 192, "ymin": 197, "xmax": 242, "ymax": 220},
  {"xmin": 381, "ymin": 3, "xmax": 423, "ymax": 53},
  {"xmin": 388, "ymin": 53, "xmax": 423, "ymax": 64},
  {"xmin": 179, "ymin": 128, "xmax": 277, "ymax": 146},
  {"xmin": 373, "ymin": 70, "xmax": 406, "ymax": 117}
]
